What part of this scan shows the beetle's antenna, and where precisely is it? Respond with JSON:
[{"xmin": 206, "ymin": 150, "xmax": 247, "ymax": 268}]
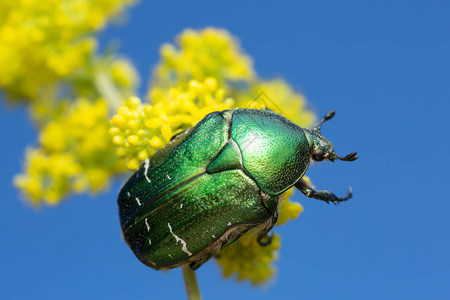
[
  {"xmin": 314, "ymin": 110, "xmax": 335, "ymax": 131},
  {"xmin": 335, "ymin": 152, "xmax": 358, "ymax": 161}
]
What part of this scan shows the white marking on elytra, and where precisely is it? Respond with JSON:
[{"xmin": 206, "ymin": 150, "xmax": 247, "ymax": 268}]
[
  {"xmin": 145, "ymin": 218, "xmax": 150, "ymax": 232},
  {"xmin": 168, "ymin": 223, "xmax": 192, "ymax": 256},
  {"xmin": 135, "ymin": 197, "xmax": 142, "ymax": 206},
  {"xmin": 227, "ymin": 222, "xmax": 232, "ymax": 226},
  {"xmin": 144, "ymin": 159, "xmax": 151, "ymax": 183}
]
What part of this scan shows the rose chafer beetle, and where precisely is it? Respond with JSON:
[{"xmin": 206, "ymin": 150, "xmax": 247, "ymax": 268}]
[{"xmin": 118, "ymin": 108, "xmax": 357, "ymax": 270}]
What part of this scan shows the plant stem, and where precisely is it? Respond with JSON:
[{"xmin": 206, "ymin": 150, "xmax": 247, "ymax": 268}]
[
  {"xmin": 94, "ymin": 70, "xmax": 122, "ymax": 113},
  {"xmin": 182, "ymin": 265, "xmax": 202, "ymax": 300}
]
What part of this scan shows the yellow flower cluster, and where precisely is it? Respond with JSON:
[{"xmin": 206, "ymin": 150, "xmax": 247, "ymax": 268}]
[
  {"xmin": 110, "ymin": 77, "xmax": 234, "ymax": 170},
  {"xmin": 216, "ymin": 232, "xmax": 281, "ymax": 285},
  {"xmin": 0, "ymin": 0, "xmax": 135, "ymax": 100},
  {"xmin": 14, "ymin": 99, "xmax": 124, "ymax": 206},
  {"xmin": 152, "ymin": 28, "xmax": 314, "ymax": 125},
  {"xmin": 276, "ymin": 188, "xmax": 304, "ymax": 225},
  {"xmin": 235, "ymin": 79, "xmax": 316, "ymax": 128},
  {"xmin": 14, "ymin": 149, "xmax": 82, "ymax": 206},
  {"xmin": 154, "ymin": 27, "xmax": 255, "ymax": 89},
  {"xmin": 29, "ymin": 57, "xmax": 139, "ymax": 125}
]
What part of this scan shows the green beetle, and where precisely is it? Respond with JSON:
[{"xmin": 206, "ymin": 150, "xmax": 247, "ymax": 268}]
[{"xmin": 118, "ymin": 108, "xmax": 357, "ymax": 270}]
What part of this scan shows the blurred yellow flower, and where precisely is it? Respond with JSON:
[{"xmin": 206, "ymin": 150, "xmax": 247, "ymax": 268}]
[
  {"xmin": 215, "ymin": 232, "xmax": 281, "ymax": 285},
  {"xmin": 151, "ymin": 27, "xmax": 314, "ymax": 131},
  {"xmin": 154, "ymin": 27, "xmax": 255, "ymax": 89},
  {"xmin": 14, "ymin": 149, "xmax": 83, "ymax": 206},
  {"xmin": 15, "ymin": 98, "xmax": 124, "ymax": 206},
  {"xmin": 0, "ymin": 0, "xmax": 135, "ymax": 101},
  {"xmin": 235, "ymin": 79, "xmax": 316, "ymax": 128}
]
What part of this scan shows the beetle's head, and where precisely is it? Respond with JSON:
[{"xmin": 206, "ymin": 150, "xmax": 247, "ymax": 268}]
[{"xmin": 305, "ymin": 110, "xmax": 358, "ymax": 163}]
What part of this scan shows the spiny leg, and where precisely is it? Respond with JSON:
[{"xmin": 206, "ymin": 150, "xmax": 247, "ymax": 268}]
[
  {"xmin": 257, "ymin": 212, "xmax": 278, "ymax": 247},
  {"xmin": 294, "ymin": 178, "xmax": 352, "ymax": 205}
]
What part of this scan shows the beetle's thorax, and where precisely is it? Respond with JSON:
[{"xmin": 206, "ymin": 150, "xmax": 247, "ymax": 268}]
[{"xmin": 230, "ymin": 109, "xmax": 311, "ymax": 195}]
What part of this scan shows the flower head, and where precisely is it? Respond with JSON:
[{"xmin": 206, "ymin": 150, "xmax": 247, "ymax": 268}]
[
  {"xmin": 215, "ymin": 232, "xmax": 282, "ymax": 285},
  {"xmin": 154, "ymin": 27, "xmax": 255, "ymax": 89},
  {"xmin": 110, "ymin": 77, "xmax": 234, "ymax": 170},
  {"xmin": 235, "ymin": 79, "xmax": 316, "ymax": 127},
  {"xmin": 15, "ymin": 98, "xmax": 124, "ymax": 206},
  {"xmin": 0, "ymin": 0, "xmax": 135, "ymax": 101}
]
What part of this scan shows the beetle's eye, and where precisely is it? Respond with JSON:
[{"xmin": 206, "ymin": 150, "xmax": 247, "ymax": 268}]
[{"xmin": 312, "ymin": 150, "xmax": 325, "ymax": 161}]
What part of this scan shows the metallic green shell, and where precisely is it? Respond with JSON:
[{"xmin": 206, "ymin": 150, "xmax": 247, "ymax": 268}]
[
  {"xmin": 232, "ymin": 109, "xmax": 310, "ymax": 196},
  {"xmin": 118, "ymin": 109, "xmax": 311, "ymax": 269}
]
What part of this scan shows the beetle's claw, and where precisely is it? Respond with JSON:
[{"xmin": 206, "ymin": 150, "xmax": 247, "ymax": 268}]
[
  {"xmin": 336, "ymin": 151, "xmax": 358, "ymax": 162},
  {"xmin": 337, "ymin": 186, "xmax": 353, "ymax": 202},
  {"xmin": 345, "ymin": 152, "xmax": 358, "ymax": 161}
]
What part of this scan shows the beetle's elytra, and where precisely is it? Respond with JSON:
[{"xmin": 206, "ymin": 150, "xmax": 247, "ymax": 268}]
[{"xmin": 118, "ymin": 108, "xmax": 357, "ymax": 270}]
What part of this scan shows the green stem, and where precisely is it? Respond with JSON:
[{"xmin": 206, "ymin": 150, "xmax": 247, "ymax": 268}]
[
  {"xmin": 94, "ymin": 70, "xmax": 122, "ymax": 113},
  {"xmin": 182, "ymin": 265, "xmax": 202, "ymax": 300}
]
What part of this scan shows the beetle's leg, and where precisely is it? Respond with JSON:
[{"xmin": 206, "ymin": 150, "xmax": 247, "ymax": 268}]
[
  {"xmin": 257, "ymin": 232, "xmax": 273, "ymax": 246},
  {"xmin": 257, "ymin": 211, "xmax": 278, "ymax": 247},
  {"xmin": 294, "ymin": 178, "xmax": 352, "ymax": 205}
]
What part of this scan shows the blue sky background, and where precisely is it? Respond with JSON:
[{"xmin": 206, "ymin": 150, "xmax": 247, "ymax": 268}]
[{"xmin": 1, "ymin": 1, "xmax": 449, "ymax": 299}]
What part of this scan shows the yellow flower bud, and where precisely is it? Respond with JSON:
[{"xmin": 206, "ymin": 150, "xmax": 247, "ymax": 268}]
[
  {"xmin": 111, "ymin": 115, "xmax": 126, "ymax": 128},
  {"xmin": 204, "ymin": 77, "xmax": 217, "ymax": 91},
  {"xmin": 127, "ymin": 135, "xmax": 139, "ymax": 145},
  {"xmin": 117, "ymin": 106, "xmax": 130, "ymax": 116},
  {"xmin": 109, "ymin": 127, "xmax": 120, "ymax": 136},
  {"xmin": 112, "ymin": 135, "xmax": 124, "ymax": 146},
  {"xmin": 126, "ymin": 158, "xmax": 140, "ymax": 170},
  {"xmin": 127, "ymin": 120, "xmax": 139, "ymax": 131},
  {"xmin": 149, "ymin": 136, "xmax": 163, "ymax": 148},
  {"xmin": 126, "ymin": 96, "xmax": 141, "ymax": 108},
  {"xmin": 143, "ymin": 105, "xmax": 154, "ymax": 116},
  {"xmin": 137, "ymin": 149, "xmax": 148, "ymax": 161},
  {"xmin": 215, "ymin": 88, "xmax": 225, "ymax": 101},
  {"xmin": 189, "ymin": 80, "xmax": 201, "ymax": 89}
]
